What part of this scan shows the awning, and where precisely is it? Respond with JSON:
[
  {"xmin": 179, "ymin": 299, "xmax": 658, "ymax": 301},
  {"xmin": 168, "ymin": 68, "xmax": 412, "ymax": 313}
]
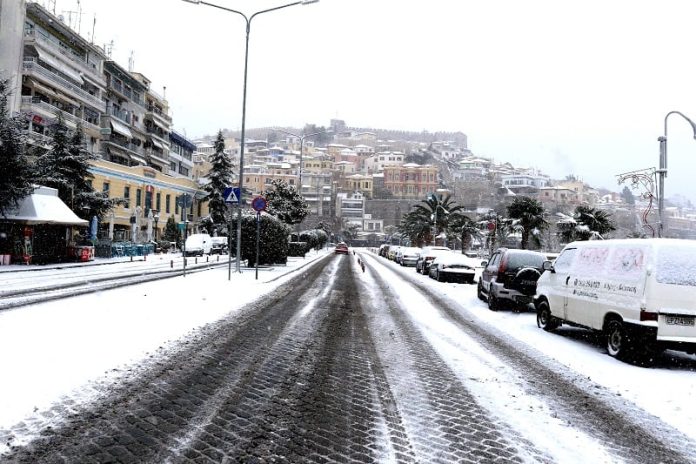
[
  {"xmin": 35, "ymin": 49, "xmax": 82, "ymax": 83},
  {"xmin": 149, "ymin": 137, "xmax": 164, "ymax": 150},
  {"xmin": 1, "ymin": 186, "xmax": 88, "ymax": 226},
  {"xmin": 30, "ymin": 80, "xmax": 57, "ymax": 98},
  {"xmin": 110, "ymin": 119, "xmax": 133, "ymax": 139},
  {"xmin": 81, "ymin": 72, "xmax": 104, "ymax": 87}
]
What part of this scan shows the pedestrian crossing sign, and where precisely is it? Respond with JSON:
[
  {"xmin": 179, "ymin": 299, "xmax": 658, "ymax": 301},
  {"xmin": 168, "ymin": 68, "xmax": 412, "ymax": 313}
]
[{"xmin": 223, "ymin": 187, "xmax": 241, "ymax": 204}]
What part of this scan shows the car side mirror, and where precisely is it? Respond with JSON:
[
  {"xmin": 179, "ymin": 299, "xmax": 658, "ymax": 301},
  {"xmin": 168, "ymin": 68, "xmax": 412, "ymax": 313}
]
[
  {"xmin": 542, "ymin": 260, "xmax": 554, "ymax": 272},
  {"xmin": 481, "ymin": 260, "xmax": 488, "ymax": 267}
]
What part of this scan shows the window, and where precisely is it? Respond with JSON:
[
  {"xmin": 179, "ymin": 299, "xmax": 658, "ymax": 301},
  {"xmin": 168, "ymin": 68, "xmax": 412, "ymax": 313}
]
[
  {"xmin": 156, "ymin": 193, "xmax": 161, "ymax": 212},
  {"xmin": 123, "ymin": 186, "xmax": 130, "ymax": 208},
  {"xmin": 136, "ymin": 188, "xmax": 142, "ymax": 207},
  {"xmin": 166, "ymin": 194, "xmax": 171, "ymax": 214},
  {"xmin": 102, "ymin": 182, "xmax": 110, "ymax": 194}
]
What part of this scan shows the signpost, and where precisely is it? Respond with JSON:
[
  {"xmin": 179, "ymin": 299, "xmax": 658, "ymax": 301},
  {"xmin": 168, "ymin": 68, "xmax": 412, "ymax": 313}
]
[
  {"xmin": 224, "ymin": 187, "xmax": 241, "ymax": 280},
  {"xmin": 178, "ymin": 194, "xmax": 191, "ymax": 277},
  {"xmin": 251, "ymin": 196, "xmax": 267, "ymax": 280}
]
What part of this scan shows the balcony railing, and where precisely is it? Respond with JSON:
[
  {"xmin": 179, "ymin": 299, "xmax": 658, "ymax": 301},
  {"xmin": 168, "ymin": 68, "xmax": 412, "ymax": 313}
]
[
  {"xmin": 21, "ymin": 96, "xmax": 100, "ymax": 131},
  {"xmin": 146, "ymin": 106, "xmax": 173, "ymax": 124},
  {"xmin": 24, "ymin": 29, "xmax": 103, "ymax": 81},
  {"xmin": 101, "ymin": 135, "xmax": 145, "ymax": 156},
  {"xmin": 23, "ymin": 60, "xmax": 104, "ymax": 111}
]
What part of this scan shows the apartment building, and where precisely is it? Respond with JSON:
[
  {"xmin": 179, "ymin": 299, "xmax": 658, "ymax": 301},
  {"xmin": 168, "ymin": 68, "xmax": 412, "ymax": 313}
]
[
  {"xmin": 1, "ymin": 1, "xmax": 206, "ymax": 239},
  {"xmin": 169, "ymin": 130, "xmax": 195, "ymax": 179},
  {"xmin": 17, "ymin": 2, "xmax": 106, "ymax": 153},
  {"xmin": 383, "ymin": 163, "xmax": 438, "ymax": 199},
  {"xmin": 341, "ymin": 174, "xmax": 373, "ymax": 198},
  {"xmin": 363, "ymin": 151, "xmax": 405, "ymax": 174}
]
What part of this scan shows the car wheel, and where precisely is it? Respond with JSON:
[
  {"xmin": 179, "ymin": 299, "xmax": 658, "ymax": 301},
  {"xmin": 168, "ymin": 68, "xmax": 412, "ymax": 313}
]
[
  {"xmin": 488, "ymin": 292, "xmax": 499, "ymax": 311},
  {"xmin": 536, "ymin": 301, "xmax": 559, "ymax": 331},
  {"xmin": 605, "ymin": 319, "xmax": 631, "ymax": 360},
  {"xmin": 477, "ymin": 281, "xmax": 485, "ymax": 301}
]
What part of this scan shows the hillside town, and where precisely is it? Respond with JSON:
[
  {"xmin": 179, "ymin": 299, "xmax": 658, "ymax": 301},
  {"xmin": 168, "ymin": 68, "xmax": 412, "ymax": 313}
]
[{"xmin": 2, "ymin": 1, "xmax": 696, "ymax": 265}]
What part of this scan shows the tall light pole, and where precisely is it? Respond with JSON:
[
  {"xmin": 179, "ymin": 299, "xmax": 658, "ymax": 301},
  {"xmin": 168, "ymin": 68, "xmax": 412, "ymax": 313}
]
[
  {"xmin": 657, "ymin": 111, "xmax": 696, "ymax": 237},
  {"xmin": 182, "ymin": 0, "xmax": 319, "ymax": 273},
  {"xmin": 274, "ymin": 128, "xmax": 328, "ymax": 191}
]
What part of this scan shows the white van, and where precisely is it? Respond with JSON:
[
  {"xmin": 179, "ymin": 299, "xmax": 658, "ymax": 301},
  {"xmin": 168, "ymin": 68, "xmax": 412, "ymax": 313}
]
[
  {"xmin": 535, "ymin": 238, "xmax": 696, "ymax": 361},
  {"xmin": 184, "ymin": 233, "xmax": 212, "ymax": 256}
]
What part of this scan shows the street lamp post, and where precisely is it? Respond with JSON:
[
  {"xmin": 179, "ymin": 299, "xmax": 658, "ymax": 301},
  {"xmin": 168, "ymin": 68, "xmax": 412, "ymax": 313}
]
[
  {"xmin": 274, "ymin": 128, "xmax": 328, "ymax": 192},
  {"xmin": 657, "ymin": 111, "xmax": 696, "ymax": 237},
  {"xmin": 182, "ymin": 0, "xmax": 319, "ymax": 273}
]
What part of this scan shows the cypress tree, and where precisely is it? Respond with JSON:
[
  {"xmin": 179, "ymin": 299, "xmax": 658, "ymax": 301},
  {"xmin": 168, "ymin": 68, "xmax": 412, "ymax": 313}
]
[
  {"xmin": 203, "ymin": 130, "xmax": 234, "ymax": 226},
  {"xmin": 0, "ymin": 77, "xmax": 33, "ymax": 216}
]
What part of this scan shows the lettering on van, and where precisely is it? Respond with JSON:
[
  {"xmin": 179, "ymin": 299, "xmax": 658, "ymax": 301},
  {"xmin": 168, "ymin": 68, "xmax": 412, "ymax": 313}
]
[
  {"xmin": 573, "ymin": 278, "xmax": 600, "ymax": 289},
  {"xmin": 602, "ymin": 282, "xmax": 638, "ymax": 294},
  {"xmin": 572, "ymin": 288, "xmax": 599, "ymax": 299}
]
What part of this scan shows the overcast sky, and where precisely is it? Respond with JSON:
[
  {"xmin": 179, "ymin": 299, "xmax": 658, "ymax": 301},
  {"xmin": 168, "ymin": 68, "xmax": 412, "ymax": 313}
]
[{"xmin": 42, "ymin": 0, "xmax": 696, "ymax": 201}]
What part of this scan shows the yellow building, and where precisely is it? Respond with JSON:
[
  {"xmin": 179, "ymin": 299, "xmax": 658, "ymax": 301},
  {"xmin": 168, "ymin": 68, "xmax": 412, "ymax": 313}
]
[
  {"xmin": 341, "ymin": 174, "xmax": 374, "ymax": 198},
  {"xmin": 90, "ymin": 159, "xmax": 207, "ymax": 241}
]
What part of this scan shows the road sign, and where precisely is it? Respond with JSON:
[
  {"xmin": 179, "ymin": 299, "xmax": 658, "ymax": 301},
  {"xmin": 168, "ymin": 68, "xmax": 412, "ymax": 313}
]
[
  {"xmin": 487, "ymin": 221, "xmax": 496, "ymax": 231},
  {"xmin": 251, "ymin": 196, "xmax": 267, "ymax": 212},
  {"xmin": 223, "ymin": 187, "xmax": 241, "ymax": 204}
]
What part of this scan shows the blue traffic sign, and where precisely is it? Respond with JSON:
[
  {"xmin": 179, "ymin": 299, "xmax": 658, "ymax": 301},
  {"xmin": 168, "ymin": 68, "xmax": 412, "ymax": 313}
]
[
  {"xmin": 223, "ymin": 187, "xmax": 241, "ymax": 204},
  {"xmin": 251, "ymin": 196, "xmax": 267, "ymax": 212}
]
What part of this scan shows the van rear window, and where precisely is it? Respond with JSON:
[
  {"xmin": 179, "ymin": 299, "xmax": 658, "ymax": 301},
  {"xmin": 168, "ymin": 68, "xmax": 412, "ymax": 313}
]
[{"xmin": 656, "ymin": 246, "xmax": 696, "ymax": 287}]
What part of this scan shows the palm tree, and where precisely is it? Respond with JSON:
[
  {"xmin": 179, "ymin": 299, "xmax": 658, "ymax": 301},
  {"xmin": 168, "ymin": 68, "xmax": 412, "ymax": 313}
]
[
  {"xmin": 449, "ymin": 213, "xmax": 482, "ymax": 253},
  {"xmin": 507, "ymin": 196, "xmax": 547, "ymax": 249},
  {"xmin": 405, "ymin": 194, "xmax": 463, "ymax": 245},
  {"xmin": 562, "ymin": 206, "xmax": 616, "ymax": 242},
  {"xmin": 398, "ymin": 210, "xmax": 432, "ymax": 246}
]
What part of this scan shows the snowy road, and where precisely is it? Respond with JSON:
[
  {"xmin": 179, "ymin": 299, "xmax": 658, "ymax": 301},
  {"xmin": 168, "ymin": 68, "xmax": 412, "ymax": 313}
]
[{"xmin": 1, "ymin": 250, "xmax": 696, "ymax": 463}]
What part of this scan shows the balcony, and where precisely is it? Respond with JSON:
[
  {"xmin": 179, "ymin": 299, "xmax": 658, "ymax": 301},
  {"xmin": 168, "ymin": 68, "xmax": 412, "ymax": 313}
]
[
  {"xmin": 146, "ymin": 106, "xmax": 172, "ymax": 124},
  {"xmin": 101, "ymin": 135, "xmax": 145, "ymax": 158},
  {"xmin": 21, "ymin": 96, "xmax": 100, "ymax": 132},
  {"xmin": 23, "ymin": 60, "xmax": 104, "ymax": 111},
  {"xmin": 108, "ymin": 81, "xmax": 144, "ymax": 107},
  {"xmin": 24, "ymin": 29, "xmax": 104, "ymax": 82}
]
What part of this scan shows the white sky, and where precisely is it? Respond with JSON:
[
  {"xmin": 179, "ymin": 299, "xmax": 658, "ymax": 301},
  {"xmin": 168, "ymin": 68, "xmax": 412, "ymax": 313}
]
[
  {"xmin": 41, "ymin": 0, "xmax": 696, "ymax": 200},
  {"xmin": 2, "ymin": 249, "xmax": 695, "ymax": 461}
]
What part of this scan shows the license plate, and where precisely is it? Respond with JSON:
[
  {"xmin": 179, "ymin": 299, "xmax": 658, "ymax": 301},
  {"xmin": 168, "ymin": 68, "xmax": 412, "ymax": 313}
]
[{"xmin": 665, "ymin": 316, "xmax": 695, "ymax": 326}]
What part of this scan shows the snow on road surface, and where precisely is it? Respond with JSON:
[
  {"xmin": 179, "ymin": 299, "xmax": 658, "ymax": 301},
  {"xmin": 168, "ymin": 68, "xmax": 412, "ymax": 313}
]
[{"xmin": 1, "ymin": 248, "xmax": 695, "ymax": 458}]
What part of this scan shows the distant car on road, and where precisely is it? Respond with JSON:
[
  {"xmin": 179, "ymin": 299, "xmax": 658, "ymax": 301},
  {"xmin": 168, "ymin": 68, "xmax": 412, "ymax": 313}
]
[
  {"xmin": 335, "ymin": 242, "xmax": 349, "ymax": 255},
  {"xmin": 210, "ymin": 237, "xmax": 228, "ymax": 255}
]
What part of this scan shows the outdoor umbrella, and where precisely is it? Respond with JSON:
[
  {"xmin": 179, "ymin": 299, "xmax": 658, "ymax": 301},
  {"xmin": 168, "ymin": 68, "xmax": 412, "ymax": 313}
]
[
  {"xmin": 108, "ymin": 212, "xmax": 114, "ymax": 240},
  {"xmin": 146, "ymin": 210, "xmax": 153, "ymax": 242},
  {"xmin": 89, "ymin": 216, "xmax": 98, "ymax": 242}
]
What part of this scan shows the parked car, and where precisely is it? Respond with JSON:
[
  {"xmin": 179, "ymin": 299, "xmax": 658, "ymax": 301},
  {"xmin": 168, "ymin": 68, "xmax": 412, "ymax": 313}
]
[
  {"xmin": 415, "ymin": 246, "xmax": 451, "ymax": 275},
  {"xmin": 387, "ymin": 246, "xmax": 401, "ymax": 261},
  {"xmin": 184, "ymin": 233, "xmax": 212, "ymax": 257},
  {"xmin": 210, "ymin": 237, "xmax": 228, "ymax": 255},
  {"xmin": 378, "ymin": 244, "xmax": 390, "ymax": 258},
  {"xmin": 478, "ymin": 248, "xmax": 546, "ymax": 311},
  {"xmin": 335, "ymin": 242, "xmax": 349, "ymax": 255},
  {"xmin": 396, "ymin": 247, "xmax": 421, "ymax": 267},
  {"xmin": 428, "ymin": 254, "xmax": 480, "ymax": 283},
  {"xmin": 534, "ymin": 238, "xmax": 696, "ymax": 362}
]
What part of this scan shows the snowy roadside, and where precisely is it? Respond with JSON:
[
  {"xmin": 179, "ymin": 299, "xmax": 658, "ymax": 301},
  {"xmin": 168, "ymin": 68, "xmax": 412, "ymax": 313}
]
[
  {"xmin": 0, "ymin": 248, "xmax": 330, "ymax": 450},
  {"xmin": 370, "ymin": 252, "xmax": 696, "ymax": 443}
]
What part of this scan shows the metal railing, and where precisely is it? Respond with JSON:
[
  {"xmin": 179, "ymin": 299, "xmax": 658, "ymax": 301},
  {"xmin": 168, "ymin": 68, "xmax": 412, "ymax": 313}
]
[
  {"xmin": 102, "ymin": 135, "xmax": 145, "ymax": 156},
  {"xmin": 21, "ymin": 97, "xmax": 100, "ymax": 131},
  {"xmin": 23, "ymin": 60, "xmax": 104, "ymax": 110},
  {"xmin": 24, "ymin": 29, "xmax": 104, "ymax": 81}
]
